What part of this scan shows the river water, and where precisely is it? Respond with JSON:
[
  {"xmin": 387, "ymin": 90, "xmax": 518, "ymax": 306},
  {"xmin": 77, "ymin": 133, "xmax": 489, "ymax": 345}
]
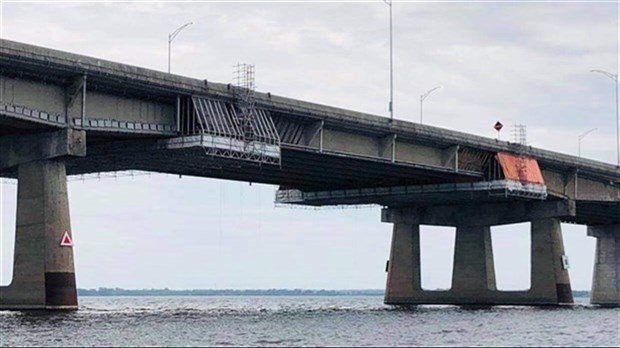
[{"xmin": 1, "ymin": 296, "xmax": 618, "ymax": 347}]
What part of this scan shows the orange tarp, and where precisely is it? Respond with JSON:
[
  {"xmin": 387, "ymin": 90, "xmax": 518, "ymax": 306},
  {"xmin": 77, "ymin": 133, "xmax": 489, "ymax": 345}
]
[{"xmin": 496, "ymin": 152, "xmax": 545, "ymax": 185}]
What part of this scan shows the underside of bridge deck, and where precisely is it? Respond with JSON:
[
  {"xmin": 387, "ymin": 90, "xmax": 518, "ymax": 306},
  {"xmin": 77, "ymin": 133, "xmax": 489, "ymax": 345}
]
[{"xmin": 1, "ymin": 143, "xmax": 482, "ymax": 192}]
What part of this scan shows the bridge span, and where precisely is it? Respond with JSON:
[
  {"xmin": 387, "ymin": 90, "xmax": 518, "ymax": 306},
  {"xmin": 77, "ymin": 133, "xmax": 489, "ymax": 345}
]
[{"xmin": 0, "ymin": 39, "xmax": 618, "ymax": 309}]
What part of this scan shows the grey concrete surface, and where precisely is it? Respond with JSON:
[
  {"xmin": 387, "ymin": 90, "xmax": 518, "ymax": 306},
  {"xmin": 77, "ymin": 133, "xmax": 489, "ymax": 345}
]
[
  {"xmin": 0, "ymin": 129, "xmax": 86, "ymax": 170},
  {"xmin": 588, "ymin": 225, "xmax": 620, "ymax": 306},
  {"xmin": 384, "ymin": 212, "xmax": 573, "ymax": 305},
  {"xmin": 0, "ymin": 160, "xmax": 77, "ymax": 310}
]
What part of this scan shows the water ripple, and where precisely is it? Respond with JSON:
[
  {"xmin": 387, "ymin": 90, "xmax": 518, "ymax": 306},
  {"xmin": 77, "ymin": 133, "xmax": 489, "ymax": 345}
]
[{"xmin": 1, "ymin": 296, "xmax": 618, "ymax": 347}]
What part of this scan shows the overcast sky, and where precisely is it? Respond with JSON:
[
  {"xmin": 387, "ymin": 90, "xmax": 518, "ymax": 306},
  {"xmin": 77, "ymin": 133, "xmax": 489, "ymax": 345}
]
[{"xmin": 0, "ymin": 1, "xmax": 618, "ymax": 291}]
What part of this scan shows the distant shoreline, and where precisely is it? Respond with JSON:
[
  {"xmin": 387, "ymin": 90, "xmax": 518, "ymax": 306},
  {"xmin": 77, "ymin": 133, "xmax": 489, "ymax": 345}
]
[{"xmin": 78, "ymin": 288, "xmax": 592, "ymax": 297}]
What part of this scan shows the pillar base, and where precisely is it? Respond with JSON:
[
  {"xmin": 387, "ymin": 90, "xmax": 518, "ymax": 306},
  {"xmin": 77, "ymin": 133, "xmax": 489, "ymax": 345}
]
[
  {"xmin": 386, "ymin": 291, "xmax": 571, "ymax": 306},
  {"xmin": 0, "ymin": 161, "xmax": 78, "ymax": 310}
]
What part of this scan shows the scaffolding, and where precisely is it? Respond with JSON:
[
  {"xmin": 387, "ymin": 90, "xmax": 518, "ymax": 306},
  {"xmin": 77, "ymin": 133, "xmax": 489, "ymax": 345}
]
[
  {"xmin": 175, "ymin": 64, "xmax": 281, "ymax": 165},
  {"xmin": 511, "ymin": 124, "xmax": 528, "ymax": 183},
  {"xmin": 233, "ymin": 63, "xmax": 257, "ymax": 142}
]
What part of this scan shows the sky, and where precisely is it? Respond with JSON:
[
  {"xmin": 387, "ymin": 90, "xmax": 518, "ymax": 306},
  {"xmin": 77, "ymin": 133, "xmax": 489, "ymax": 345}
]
[{"xmin": 0, "ymin": 0, "xmax": 618, "ymax": 291}]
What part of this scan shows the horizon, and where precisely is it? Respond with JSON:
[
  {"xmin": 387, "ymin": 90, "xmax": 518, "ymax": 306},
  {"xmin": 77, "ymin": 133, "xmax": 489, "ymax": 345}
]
[{"xmin": 76, "ymin": 287, "xmax": 593, "ymax": 292}]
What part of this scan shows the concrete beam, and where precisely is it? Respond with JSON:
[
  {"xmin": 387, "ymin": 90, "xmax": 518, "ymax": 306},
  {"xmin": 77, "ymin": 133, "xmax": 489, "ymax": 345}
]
[
  {"xmin": 544, "ymin": 168, "xmax": 619, "ymax": 202},
  {"xmin": 576, "ymin": 175, "xmax": 620, "ymax": 202},
  {"xmin": 378, "ymin": 134, "xmax": 397, "ymax": 162},
  {"xmin": 0, "ymin": 129, "xmax": 86, "ymax": 170},
  {"xmin": 302, "ymin": 120, "xmax": 323, "ymax": 148},
  {"xmin": 64, "ymin": 74, "xmax": 86, "ymax": 110},
  {"xmin": 442, "ymin": 145, "xmax": 459, "ymax": 171},
  {"xmin": 588, "ymin": 224, "xmax": 620, "ymax": 238},
  {"xmin": 382, "ymin": 200, "xmax": 575, "ymax": 227}
]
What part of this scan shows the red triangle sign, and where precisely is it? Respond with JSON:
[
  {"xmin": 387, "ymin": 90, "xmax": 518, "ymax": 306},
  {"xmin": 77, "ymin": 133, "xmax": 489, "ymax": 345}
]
[{"xmin": 60, "ymin": 231, "xmax": 73, "ymax": 247}]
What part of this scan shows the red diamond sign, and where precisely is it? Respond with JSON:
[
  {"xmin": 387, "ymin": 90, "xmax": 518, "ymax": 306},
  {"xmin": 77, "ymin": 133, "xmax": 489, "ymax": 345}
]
[{"xmin": 494, "ymin": 121, "xmax": 503, "ymax": 132}]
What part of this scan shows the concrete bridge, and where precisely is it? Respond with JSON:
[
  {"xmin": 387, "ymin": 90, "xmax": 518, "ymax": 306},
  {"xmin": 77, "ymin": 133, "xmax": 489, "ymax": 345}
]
[{"xmin": 0, "ymin": 39, "xmax": 618, "ymax": 310}]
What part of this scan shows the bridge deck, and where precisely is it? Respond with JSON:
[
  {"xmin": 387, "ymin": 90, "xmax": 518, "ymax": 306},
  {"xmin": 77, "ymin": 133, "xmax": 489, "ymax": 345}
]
[
  {"xmin": 0, "ymin": 39, "xmax": 618, "ymax": 226},
  {"xmin": 0, "ymin": 39, "xmax": 617, "ymax": 183}
]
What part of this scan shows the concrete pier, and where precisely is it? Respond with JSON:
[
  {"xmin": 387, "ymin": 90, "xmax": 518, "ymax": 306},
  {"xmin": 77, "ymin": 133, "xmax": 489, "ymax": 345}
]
[
  {"xmin": 451, "ymin": 226, "xmax": 497, "ymax": 295},
  {"xmin": 530, "ymin": 218, "xmax": 573, "ymax": 304},
  {"xmin": 384, "ymin": 207, "xmax": 573, "ymax": 306},
  {"xmin": 588, "ymin": 225, "xmax": 619, "ymax": 306},
  {"xmin": 385, "ymin": 223, "xmax": 421, "ymax": 302},
  {"xmin": 0, "ymin": 161, "xmax": 78, "ymax": 310}
]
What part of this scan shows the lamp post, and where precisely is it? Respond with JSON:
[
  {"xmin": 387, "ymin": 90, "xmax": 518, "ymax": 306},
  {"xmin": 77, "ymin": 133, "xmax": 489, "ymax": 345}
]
[
  {"xmin": 578, "ymin": 128, "xmax": 597, "ymax": 157},
  {"xmin": 420, "ymin": 86, "xmax": 442, "ymax": 124},
  {"xmin": 383, "ymin": 0, "xmax": 393, "ymax": 121},
  {"xmin": 590, "ymin": 69, "xmax": 618, "ymax": 166},
  {"xmin": 168, "ymin": 22, "xmax": 193, "ymax": 74}
]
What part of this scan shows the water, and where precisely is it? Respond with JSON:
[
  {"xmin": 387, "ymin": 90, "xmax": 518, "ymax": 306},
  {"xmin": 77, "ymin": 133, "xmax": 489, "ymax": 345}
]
[{"xmin": 1, "ymin": 296, "xmax": 618, "ymax": 347}]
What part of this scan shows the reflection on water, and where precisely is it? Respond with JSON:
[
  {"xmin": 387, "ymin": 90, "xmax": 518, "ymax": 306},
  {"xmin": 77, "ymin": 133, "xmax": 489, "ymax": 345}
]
[{"xmin": 1, "ymin": 296, "xmax": 618, "ymax": 347}]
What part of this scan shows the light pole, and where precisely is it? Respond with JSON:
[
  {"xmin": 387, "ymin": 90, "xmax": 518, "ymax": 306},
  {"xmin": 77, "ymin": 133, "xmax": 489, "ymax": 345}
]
[
  {"xmin": 383, "ymin": 0, "xmax": 393, "ymax": 121},
  {"xmin": 420, "ymin": 86, "xmax": 442, "ymax": 124},
  {"xmin": 168, "ymin": 22, "xmax": 193, "ymax": 74},
  {"xmin": 578, "ymin": 128, "xmax": 597, "ymax": 157},
  {"xmin": 590, "ymin": 69, "xmax": 619, "ymax": 166}
]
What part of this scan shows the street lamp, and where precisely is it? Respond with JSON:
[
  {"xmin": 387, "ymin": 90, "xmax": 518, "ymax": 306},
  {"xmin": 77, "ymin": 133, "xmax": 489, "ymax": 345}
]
[
  {"xmin": 168, "ymin": 22, "xmax": 193, "ymax": 74},
  {"xmin": 590, "ymin": 69, "xmax": 619, "ymax": 166},
  {"xmin": 383, "ymin": 0, "xmax": 393, "ymax": 121},
  {"xmin": 420, "ymin": 86, "xmax": 442, "ymax": 124},
  {"xmin": 578, "ymin": 128, "xmax": 597, "ymax": 157}
]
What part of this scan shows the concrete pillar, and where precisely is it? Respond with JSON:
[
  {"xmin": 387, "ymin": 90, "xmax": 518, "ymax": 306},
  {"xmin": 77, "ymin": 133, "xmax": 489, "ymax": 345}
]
[
  {"xmin": 451, "ymin": 226, "xmax": 496, "ymax": 294},
  {"xmin": 385, "ymin": 223, "xmax": 498, "ymax": 305},
  {"xmin": 588, "ymin": 225, "xmax": 619, "ymax": 306},
  {"xmin": 0, "ymin": 160, "xmax": 77, "ymax": 310},
  {"xmin": 530, "ymin": 218, "xmax": 573, "ymax": 304},
  {"xmin": 383, "ymin": 211, "xmax": 573, "ymax": 306},
  {"xmin": 385, "ymin": 223, "xmax": 420, "ymax": 304}
]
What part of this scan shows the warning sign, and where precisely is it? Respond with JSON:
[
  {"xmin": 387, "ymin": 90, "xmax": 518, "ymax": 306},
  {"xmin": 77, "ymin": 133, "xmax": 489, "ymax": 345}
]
[
  {"xmin": 494, "ymin": 121, "xmax": 504, "ymax": 132},
  {"xmin": 60, "ymin": 231, "xmax": 73, "ymax": 247}
]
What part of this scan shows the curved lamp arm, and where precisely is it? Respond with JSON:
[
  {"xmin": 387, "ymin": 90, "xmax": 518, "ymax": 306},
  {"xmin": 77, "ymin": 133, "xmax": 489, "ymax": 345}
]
[
  {"xmin": 578, "ymin": 128, "xmax": 597, "ymax": 141},
  {"xmin": 169, "ymin": 22, "xmax": 193, "ymax": 43},
  {"xmin": 590, "ymin": 69, "xmax": 617, "ymax": 82},
  {"xmin": 421, "ymin": 86, "xmax": 442, "ymax": 101}
]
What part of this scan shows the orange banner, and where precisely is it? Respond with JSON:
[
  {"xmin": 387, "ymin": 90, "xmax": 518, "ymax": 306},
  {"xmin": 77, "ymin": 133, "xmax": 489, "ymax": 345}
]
[{"xmin": 495, "ymin": 152, "xmax": 545, "ymax": 185}]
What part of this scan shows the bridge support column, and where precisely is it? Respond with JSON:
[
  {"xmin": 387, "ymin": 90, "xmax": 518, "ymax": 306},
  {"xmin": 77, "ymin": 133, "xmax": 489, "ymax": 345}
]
[
  {"xmin": 588, "ymin": 225, "xmax": 620, "ymax": 306},
  {"xmin": 385, "ymin": 224, "xmax": 500, "ymax": 305},
  {"xmin": 383, "ymin": 206, "xmax": 573, "ymax": 306},
  {"xmin": 530, "ymin": 218, "xmax": 573, "ymax": 304},
  {"xmin": 450, "ymin": 225, "xmax": 497, "ymax": 297},
  {"xmin": 385, "ymin": 222, "xmax": 421, "ymax": 303},
  {"xmin": 0, "ymin": 160, "xmax": 78, "ymax": 310}
]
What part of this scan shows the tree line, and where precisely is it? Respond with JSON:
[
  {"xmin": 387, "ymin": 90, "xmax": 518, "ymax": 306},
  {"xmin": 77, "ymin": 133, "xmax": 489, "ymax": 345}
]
[{"xmin": 78, "ymin": 288, "xmax": 591, "ymax": 297}]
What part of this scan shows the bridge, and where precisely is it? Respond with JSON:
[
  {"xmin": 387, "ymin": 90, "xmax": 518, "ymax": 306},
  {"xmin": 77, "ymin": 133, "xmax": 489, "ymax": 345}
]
[{"xmin": 0, "ymin": 39, "xmax": 618, "ymax": 310}]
